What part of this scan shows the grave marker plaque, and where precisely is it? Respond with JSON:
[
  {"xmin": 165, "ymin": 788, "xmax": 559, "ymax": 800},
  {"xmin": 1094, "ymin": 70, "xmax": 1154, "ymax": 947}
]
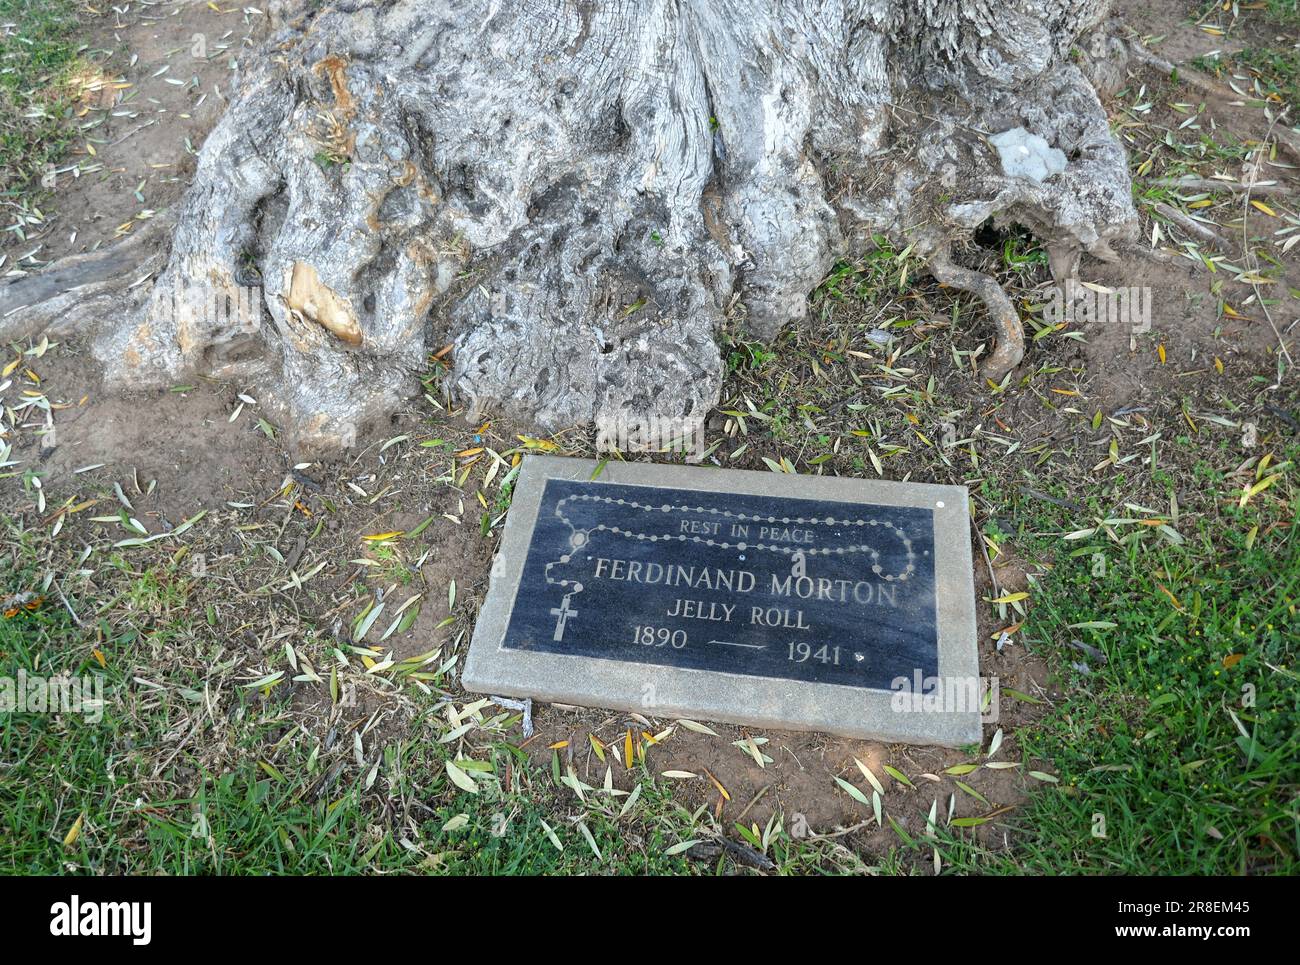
[{"xmin": 463, "ymin": 456, "xmax": 982, "ymax": 745}]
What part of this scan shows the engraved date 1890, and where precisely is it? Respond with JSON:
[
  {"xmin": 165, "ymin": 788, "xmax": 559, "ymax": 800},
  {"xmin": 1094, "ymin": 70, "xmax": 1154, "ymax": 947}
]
[{"xmin": 633, "ymin": 625, "xmax": 687, "ymax": 649}]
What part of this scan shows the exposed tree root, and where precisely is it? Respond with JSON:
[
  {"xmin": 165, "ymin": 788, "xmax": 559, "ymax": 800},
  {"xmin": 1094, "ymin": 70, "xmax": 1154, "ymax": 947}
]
[
  {"xmin": 1151, "ymin": 201, "xmax": 1231, "ymax": 251},
  {"xmin": 0, "ymin": 211, "xmax": 175, "ymax": 344},
  {"xmin": 1156, "ymin": 177, "xmax": 1291, "ymax": 198},
  {"xmin": 928, "ymin": 251, "xmax": 1025, "ymax": 381}
]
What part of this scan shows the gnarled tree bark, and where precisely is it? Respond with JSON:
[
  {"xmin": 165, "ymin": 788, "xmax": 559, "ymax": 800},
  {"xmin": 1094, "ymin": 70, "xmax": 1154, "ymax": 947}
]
[{"xmin": 0, "ymin": 0, "xmax": 1137, "ymax": 456}]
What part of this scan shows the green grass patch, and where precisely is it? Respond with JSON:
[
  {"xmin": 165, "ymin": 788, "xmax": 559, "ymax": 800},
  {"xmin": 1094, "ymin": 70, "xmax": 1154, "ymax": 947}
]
[
  {"xmin": 1194, "ymin": 47, "xmax": 1300, "ymax": 114},
  {"xmin": 1263, "ymin": 0, "xmax": 1300, "ymax": 26},
  {"xmin": 1192, "ymin": 0, "xmax": 1300, "ymax": 28},
  {"xmin": 0, "ymin": 0, "xmax": 83, "ymax": 195},
  {"xmin": 968, "ymin": 452, "xmax": 1299, "ymax": 874},
  {"xmin": 0, "ymin": 526, "xmax": 710, "ymax": 874}
]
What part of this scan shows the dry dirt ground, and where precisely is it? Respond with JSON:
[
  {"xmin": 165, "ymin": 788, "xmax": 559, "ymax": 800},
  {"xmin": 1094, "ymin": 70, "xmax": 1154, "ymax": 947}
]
[
  {"xmin": 1125, "ymin": 0, "xmax": 1299, "ymax": 63},
  {"xmin": 2, "ymin": 1, "xmax": 266, "ymax": 267},
  {"xmin": 1, "ymin": 1, "xmax": 1297, "ymax": 870}
]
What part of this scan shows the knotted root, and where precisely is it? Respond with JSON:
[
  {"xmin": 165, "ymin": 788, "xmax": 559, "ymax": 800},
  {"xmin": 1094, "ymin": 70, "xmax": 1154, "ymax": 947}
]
[{"xmin": 929, "ymin": 250, "xmax": 1025, "ymax": 382}]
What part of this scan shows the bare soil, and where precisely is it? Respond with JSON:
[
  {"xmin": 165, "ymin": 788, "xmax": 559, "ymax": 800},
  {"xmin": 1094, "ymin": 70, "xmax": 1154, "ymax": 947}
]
[
  {"xmin": 1, "ymin": 2, "xmax": 267, "ymax": 266},
  {"xmin": 1122, "ymin": 0, "xmax": 1297, "ymax": 64}
]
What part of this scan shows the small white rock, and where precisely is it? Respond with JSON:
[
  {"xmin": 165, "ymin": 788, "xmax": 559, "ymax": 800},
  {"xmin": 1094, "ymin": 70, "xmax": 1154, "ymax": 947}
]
[{"xmin": 988, "ymin": 127, "xmax": 1067, "ymax": 183}]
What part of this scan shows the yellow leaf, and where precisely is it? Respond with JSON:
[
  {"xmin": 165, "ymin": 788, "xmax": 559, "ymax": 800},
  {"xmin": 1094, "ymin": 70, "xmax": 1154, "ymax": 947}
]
[
  {"xmin": 1239, "ymin": 474, "xmax": 1281, "ymax": 508},
  {"xmin": 989, "ymin": 592, "xmax": 1029, "ymax": 604},
  {"xmin": 63, "ymin": 813, "xmax": 84, "ymax": 849},
  {"xmin": 361, "ymin": 531, "xmax": 402, "ymax": 541},
  {"xmin": 706, "ymin": 769, "xmax": 731, "ymax": 801},
  {"xmin": 1250, "ymin": 200, "xmax": 1277, "ymax": 217},
  {"xmin": 1156, "ymin": 583, "xmax": 1183, "ymax": 609}
]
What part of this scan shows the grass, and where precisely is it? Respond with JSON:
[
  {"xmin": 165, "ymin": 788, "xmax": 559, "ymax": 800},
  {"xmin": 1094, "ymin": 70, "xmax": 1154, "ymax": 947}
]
[
  {"xmin": 1186, "ymin": 0, "xmax": 1300, "ymax": 120},
  {"xmin": 0, "ymin": 538, "xmax": 700, "ymax": 874},
  {"xmin": 1193, "ymin": 47, "xmax": 1300, "ymax": 115},
  {"xmin": 1193, "ymin": 0, "xmax": 1300, "ymax": 28},
  {"xmin": 4, "ymin": 148, "xmax": 1297, "ymax": 873},
  {"xmin": 959, "ymin": 454, "xmax": 1299, "ymax": 873},
  {"xmin": 0, "ymin": 0, "xmax": 83, "ymax": 195},
  {"xmin": 1266, "ymin": 0, "xmax": 1300, "ymax": 23}
]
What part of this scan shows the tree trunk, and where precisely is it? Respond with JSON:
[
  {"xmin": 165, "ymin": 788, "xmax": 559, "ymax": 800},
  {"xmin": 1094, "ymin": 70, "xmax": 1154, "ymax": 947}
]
[{"xmin": 0, "ymin": 0, "xmax": 1137, "ymax": 457}]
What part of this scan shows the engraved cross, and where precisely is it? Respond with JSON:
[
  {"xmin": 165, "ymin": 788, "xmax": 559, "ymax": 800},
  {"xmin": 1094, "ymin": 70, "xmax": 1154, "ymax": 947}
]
[{"xmin": 550, "ymin": 596, "xmax": 578, "ymax": 641}]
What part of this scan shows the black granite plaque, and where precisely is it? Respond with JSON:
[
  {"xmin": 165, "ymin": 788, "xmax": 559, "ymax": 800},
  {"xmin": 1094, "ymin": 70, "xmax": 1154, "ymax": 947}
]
[{"xmin": 499, "ymin": 478, "xmax": 938, "ymax": 689}]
